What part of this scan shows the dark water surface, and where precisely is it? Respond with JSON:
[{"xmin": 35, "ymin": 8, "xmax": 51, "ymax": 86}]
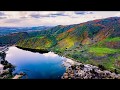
[{"xmin": 5, "ymin": 46, "xmax": 66, "ymax": 79}]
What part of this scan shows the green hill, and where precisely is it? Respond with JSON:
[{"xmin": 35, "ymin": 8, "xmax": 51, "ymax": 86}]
[{"xmin": 14, "ymin": 17, "xmax": 120, "ymax": 73}]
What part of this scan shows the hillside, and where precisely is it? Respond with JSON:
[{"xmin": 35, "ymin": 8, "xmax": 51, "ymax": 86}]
[
  {"xmin": 0, "ymin": 32, "xmax": 29, "ymax": 46},
  {"xmin": 16, "ymin": 17, "xmax": 120, "ymax": 73}
]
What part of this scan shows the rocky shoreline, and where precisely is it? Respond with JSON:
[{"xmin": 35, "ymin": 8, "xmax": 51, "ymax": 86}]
[
  {"xmin": 0, "ymin": 60, "xmax": 15, "ymax": 79},
  {"xmin": 61, "ymin": 59, "xmax": 120, "ymax": 79},
  {"xmin": 0, "ymin": 59, "xmax": 25, "ymax": 79},
  {"xmin": 0, "ymin": 47, "xmax": 25, "ymax": 79}
]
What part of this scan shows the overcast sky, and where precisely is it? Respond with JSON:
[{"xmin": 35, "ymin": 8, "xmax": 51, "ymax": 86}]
[{"xmin": 0, "ymin": 11, "xmax": 120, "ymax": 27}]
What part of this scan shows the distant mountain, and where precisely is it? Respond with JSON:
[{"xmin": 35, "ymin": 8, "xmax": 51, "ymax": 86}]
[
  {"xmin": 0, "ymin": 26, "xmax": 52, "ymax": 36},
  {"xmin": 17, "ymin": 17, "xmax": 120, "ymax": 73}
]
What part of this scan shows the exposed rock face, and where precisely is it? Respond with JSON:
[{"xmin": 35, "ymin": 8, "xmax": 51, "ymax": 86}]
[
  {"xmin": 82, "ymin": 31, "xmax": 92, "ymax": 45},
  {"xmin": 93, "ymin": 28, "xmax": 114, "ymax": 43},
  {"xmin": 62, "ymin": 59, "xmax": 120, "ymax": 79},
  {"xmin": 105, "ymin": 41, "xmax": 120, "ymax": 49}
]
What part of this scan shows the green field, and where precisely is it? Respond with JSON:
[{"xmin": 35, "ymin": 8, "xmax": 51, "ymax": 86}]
[{"xmin": 89, "ymin": 47, "xmax": 120, "ymax": 56}]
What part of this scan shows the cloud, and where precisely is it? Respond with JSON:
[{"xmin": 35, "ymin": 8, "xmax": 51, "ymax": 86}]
[
  {"xmin": 0, "ymin": 11, "xmax": 119, "ymax": 27},
  {"xmin": 74, "ymin": 11, "xmax": 86, "ymax": 15},
  {"xmin": 4, "ymin": 19, "xmax": 22, "ymax": 23},
  {"xmin": 0, "ymin": 17, "xmax": 6, "ymax": 19},
  {"xmin": 88, "ymin": 12, "xmax": 93, "ymax": 14},
  {"xmin": 50, "ymin": 12, "xmax": 68, "ymax": 17},
  {"xmin": 0, "ymin": 12, "xmax": 7, "ymax": 19},
  {"xmin": 0, "ymin": 12, "xmax": 5, "ymax": 16},
  {"xmin": 30, "ymin": 14, "xmax": 41, "ymax": 18},
  {"xmin": 29, "ymin": 11, "xmax": 66, "ymax": 18},
  {"xmin": 74, "ymin": 11, "xmax": 93, "ymax": 15},
  {"xmin": 114, "ymin": 12, "xmax": 120, "ymax": 17},
  {"xmin": 3, "ymin": 11, "xmax": 31, "ymax": 19},
  {"xmin": 51, "ymin": 13, "xmax": 64, "ymax": 16},
  {"xmin": 43, "ymin": 52, "xmax": 58, "ymax": 57}
]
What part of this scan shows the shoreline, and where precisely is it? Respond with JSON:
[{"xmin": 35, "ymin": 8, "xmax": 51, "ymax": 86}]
[
  {"xmin": 0, "ymin": 46, "xmax": 25, "ymax": 79},
  {"xmin": 16, "ymin": 46, "xmax": 49, "ymax": 53},
  {"xmin": 62, "ymin": 58, "xmax": 120, "ymax": 79},
  {"xmin": 4, "ymin": 46, "xmax": 120, "ymax": 79}
]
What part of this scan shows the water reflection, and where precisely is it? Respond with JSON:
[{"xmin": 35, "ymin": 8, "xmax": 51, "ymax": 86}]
[{"xmin": 5, "ymin": 46, "xmax": 66, "ymax": 79}]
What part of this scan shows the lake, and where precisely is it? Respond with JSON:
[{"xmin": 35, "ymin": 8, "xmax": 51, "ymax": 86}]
[{"xmin": 5, "ymin": 46, "xmax": 66, "ymax": 79}]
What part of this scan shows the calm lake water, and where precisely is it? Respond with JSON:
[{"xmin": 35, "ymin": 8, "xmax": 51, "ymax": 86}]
[{"xmin": 5, "ymin": 46, "xmax": 66, "ymax": 79}]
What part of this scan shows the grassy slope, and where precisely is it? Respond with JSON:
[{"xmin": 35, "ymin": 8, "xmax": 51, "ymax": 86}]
[
  {"xmin": 17, "ymin": 35, "xmax": 57, "ymax": 50},
  {"xmin": 17, "ymin": 17, "xmax": 120, "ymax": 73}
]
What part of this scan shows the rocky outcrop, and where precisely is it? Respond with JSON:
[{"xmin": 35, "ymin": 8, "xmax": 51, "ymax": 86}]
[
  {"xmin": 62, "ymin": 59, "xmax": 120, "ymax": 79},
  {"xmin": 82, "ymin": 31, "xmax": 92, "ymax": 45},
  {"xmin": 0, "ymin": 48, "xmax": 26, "ymax": 79},
  {"xmin": 12, "ymin": 72, "xmax": 26, "ymax": 79},
  {"xmin": 0, "ymin": 60, "xmax": 26, "ymax": 79},
  {"xmin": 0, "ymin": 60, "xmax": 15, "ymax": 79}
]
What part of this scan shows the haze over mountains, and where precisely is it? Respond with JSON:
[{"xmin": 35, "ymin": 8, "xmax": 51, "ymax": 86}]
[{"xmin": 0, "ymin": 26, "xmax": 52, "ymax": 36}]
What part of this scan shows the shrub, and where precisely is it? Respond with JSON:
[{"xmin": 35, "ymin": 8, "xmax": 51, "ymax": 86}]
[{"xmin": 98, "ymin": 64, "xmax": 106, "ymax": 70}]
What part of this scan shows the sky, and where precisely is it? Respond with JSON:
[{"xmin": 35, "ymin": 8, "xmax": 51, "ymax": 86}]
[{"xmin": 0, "ymin": 11, "xmax": 120, "ymax": 27}]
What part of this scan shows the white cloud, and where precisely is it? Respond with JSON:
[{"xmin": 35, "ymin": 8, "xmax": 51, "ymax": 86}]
[
  {"xmin": 114, "ymin": 12, "xmax": 120, "ymax": 17},
  {"xmin": 0, "ymin": 11, "xmax": 119, "ymax": 27},
  {"xmin": 43, "ymin": 52, "xmax": 58, "ymax": 57}
]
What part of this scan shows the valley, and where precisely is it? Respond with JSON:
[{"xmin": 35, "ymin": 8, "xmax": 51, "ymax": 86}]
[
  {"xmin": 0, "ymin": 17, "xmax": 120, "ymax": 79},
  {"xmin": 17, "ymin": 17, "xmax": 120, "ymax": 74}
]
